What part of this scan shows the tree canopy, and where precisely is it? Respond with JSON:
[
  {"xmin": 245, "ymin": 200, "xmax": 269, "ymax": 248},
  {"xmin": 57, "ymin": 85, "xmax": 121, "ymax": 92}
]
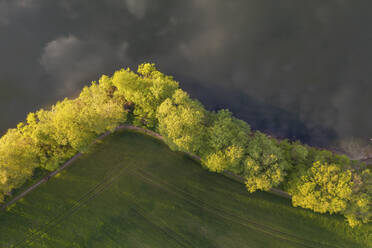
[
  {"xmin": 112, "ymin": 64, "xmax": 178, "ymax": 128},
  {"xmin": 243, "ymin": 132, "xmax": 290, "ymax": 192},
  {"xmin": 0, "ymin": 63, "xmax": 370, "ymax": 227},
  {"xmin": 157, "ymin": 89, "xmax": 207, "ymax": 154},
  {"xmin": 202, "ymin": 109, "xmax": 250, "ymax": 173}
]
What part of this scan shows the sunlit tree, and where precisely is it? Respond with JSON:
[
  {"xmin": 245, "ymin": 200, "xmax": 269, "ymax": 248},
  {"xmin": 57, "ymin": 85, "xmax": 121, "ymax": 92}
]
[
  {"xmin": 157, "ymin": 89, "xmax": 207, "ymax": 154},
  {"xmin": 112, "ymin": 63, "xmax": 178, "ymax": 128},
  {"xmin": 202, "ymin": 109, "xmax": 250, "ymax": 173},
  {"xmin": 288, "ymin": 161, "xmax": 354, "ymax": 214},
  {"xmin": 0, "ymin": 128, "xmax": 39, "ymax": 200},
  {"xmin": 243, "ymin": 132, "xmax": 290, "ymax": 192}
]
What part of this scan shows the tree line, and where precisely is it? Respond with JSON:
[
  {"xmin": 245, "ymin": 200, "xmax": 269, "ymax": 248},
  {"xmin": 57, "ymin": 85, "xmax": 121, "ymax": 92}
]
[{"xmin": 0, "ymin": 63, "xmax": 370, "ymax": 227}]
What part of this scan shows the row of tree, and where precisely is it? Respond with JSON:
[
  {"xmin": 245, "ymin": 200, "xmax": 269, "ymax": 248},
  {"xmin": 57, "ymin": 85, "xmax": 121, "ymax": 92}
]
[{"xmin": 0, "ymin": 63, "xmax": 370, "ymax": 227}]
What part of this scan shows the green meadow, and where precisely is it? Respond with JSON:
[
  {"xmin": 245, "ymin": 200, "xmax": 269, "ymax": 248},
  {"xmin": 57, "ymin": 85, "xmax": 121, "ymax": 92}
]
[{"xmin": 1, "ymin": 131, "xmax": 370, "ymax": 248}]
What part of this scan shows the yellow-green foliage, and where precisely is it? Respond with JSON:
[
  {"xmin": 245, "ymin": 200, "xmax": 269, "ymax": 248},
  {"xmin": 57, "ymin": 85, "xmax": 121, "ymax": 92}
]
[
  {"xmin": 112, "ymin": 64, "xmax": 178, "ymax": 128},
  {"xmin": 0, "ymin": 73, "xmax": 128, "ymax": 199},
  {"xmin": 0, "ymin": 128, "xmax": 39, "ymax": 195},
  {"xmin": 20, "ymin": 109, "xmax": 76, "ymax": 171},
  {"xmin": 157, "ymin": 89, "xmax": 207, "ymax": 154},
  {"xmin": 289, "ymin": 161, "xmax": 353, "ymax": 214},
  {"xmin": 290, "ymin": 143, "xmax": 309, "ymax": 162},
  {"xmin": 202, "ymin": 110, "xmax": 250, "ymax": 173},
  {"xmin": 203, "ymin": 145, "xmax": 245, "ymax": 173},
  {"xmin": 243, "ymin": 132, "xmax": 289, "ymax": 192},
  {"xmin": 343, "ymin": 168, "xmax": 372, "ymax": 227},
  {"xmin": 0, "ymin": 63, "xmax": 370, "ymax": 228}
]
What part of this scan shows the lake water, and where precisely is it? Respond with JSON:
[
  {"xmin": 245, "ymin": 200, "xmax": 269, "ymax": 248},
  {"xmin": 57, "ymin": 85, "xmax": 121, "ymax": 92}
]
[{"xmin": 1, "ymin": 0, "xmax": 371, "ymax": 149}]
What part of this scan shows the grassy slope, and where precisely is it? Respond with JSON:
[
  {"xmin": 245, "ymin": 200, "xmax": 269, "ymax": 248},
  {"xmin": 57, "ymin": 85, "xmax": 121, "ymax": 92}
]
[{"xmin": 0, "ymin": 131, "xmax": 370, "ymax": 248}]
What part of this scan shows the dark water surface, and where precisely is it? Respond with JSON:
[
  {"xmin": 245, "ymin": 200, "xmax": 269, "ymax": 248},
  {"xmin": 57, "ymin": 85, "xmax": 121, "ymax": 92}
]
[{"xmin": 1, "ymin": 0, "xmax": 371, "ymax": 148}]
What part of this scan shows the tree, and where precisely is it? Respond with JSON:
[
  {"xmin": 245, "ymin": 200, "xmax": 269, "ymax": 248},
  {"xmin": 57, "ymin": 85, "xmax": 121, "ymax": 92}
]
[
  {"xmin": 243, "ymin": 132, "xmax": 290, "ymax": 192},
  {"xmin": 203, "ymin": 145, "xmax": 245, "ymax": 173},
  {"xmin": 288, "ymin": 161, "xmax": 354, "ymax": 215},
  {"xmin": 0, "ymin": 128, "xmax": 39, "ymax": 201},
  {"xmin": 202, "ymin": 109, "xmax": 250, "ymax": 173},
  {"xmin": 45, "ymin": 82, "xmax": 127, "ymax": 153},
  {"xmin": 156, "ymin": 89, "xmax": 207, "ymax": 155},
  {"xmin": 0, "ymin": 63, "xmax": 369, "ymax": 227},
  {"xmin": 20, "ymin": 81, "xmax": 128, "ymax": 171},
  {"xmin": 112, "ymin": 64, "xmax": 178, "ymax": 128},
  {"xmin": 20, "ymin": 108, "xmax": 77, "ymax": 171},
  {"xmin": 344, "ymin": 168, "xmax": 372, "ymax": 227},
  {"xmin": 290, "ymin": 142, "xmax": 309, "ymax": 163},
  {"xmin": 77, "ymin": 81, "xmax": 128, "ymax": 135},
  {"xmin": 308, "ymin": 148, "xmax": 333, "ymax": 164}
]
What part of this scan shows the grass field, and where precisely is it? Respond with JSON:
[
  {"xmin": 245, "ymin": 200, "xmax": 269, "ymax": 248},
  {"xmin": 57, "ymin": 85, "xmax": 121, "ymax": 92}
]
[{"xmin": 0, "ymin": 131, "xmax": 371, "ymax": 248}]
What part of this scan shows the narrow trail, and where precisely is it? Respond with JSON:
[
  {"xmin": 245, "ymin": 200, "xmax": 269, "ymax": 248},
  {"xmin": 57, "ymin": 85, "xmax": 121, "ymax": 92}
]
[
  {"xmin": 1, "ymin": 125, "xmax": 291, "ymax": 211},
  {"xmin": 2, "ymin": 153, "xmax": 82, "ymax": 211},
  {"xmin": 1, "ymin": 131, "xmax": 112, "ymax": 211}
]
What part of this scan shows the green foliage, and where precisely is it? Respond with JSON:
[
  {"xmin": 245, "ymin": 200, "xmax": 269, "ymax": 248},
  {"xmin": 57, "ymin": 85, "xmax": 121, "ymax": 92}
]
[
  {"xmin": 289, "ymin": 161, "xmax": 354, "ymax": 214},
  {"xmin": 0, "ymin": 63, "xmax": 369, "ymax": 227},
  {"xmin": 243, "ymin": 132, "xmax": 290, "ymax": 192},
  {"xmin": 206, "ymin": 110, "xmax": 251, "ymax": 152},
  {"xmin": 73, "ymin": 81, "xmax": 128, "ymax": 143},
  {"xmin": 21, "ymin": 109, "xmax": 76, "ymax": 171},
  {"xmin": 156, "ymin": 89, "xmax": 207, "ymax": 154},
  {"xmin": 18, "ymin": 81, "xmax": 127, "ymax": 172},
  {"xmin": 0, "ymin": 76, "xmax": 127, "ymax": 200},
  {"xmin": 344, "ymin": 168, "xmax": 372, "ymax": 227},
  {"xmin": 0, "ymin": 128, "xmax": 39, "ymax": 195},
  {"xmin": 48, "ymin": 82, "xmax": 127, "ymax": 152},
  {"xmin": 202, "ymin": 109, "xmax": 250, "ymax": 173},
  {"xmin": 112, "ymin": 64, "xmax": 178, "ymax": 128},
  {"xmin": 291, "ymin": 143, "xmax": 309, "ymax": 163},
  {"xmin": 203, "ymin": 145, "xmax": 245, "ymax": 173},
  {"xmin": 309, "ymin": 148, "xmax": 333, "ymax": 164}
]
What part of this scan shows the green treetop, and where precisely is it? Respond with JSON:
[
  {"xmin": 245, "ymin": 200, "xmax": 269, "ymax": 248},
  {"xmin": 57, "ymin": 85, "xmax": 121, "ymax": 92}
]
[
  {"xmin": 202, "ymin": 109, "xmax": 251, "ymax": 173},
  {"xmin": 243, "ymin": 132, "xmax": 290, "ymax": 192},
  {"xmin": 157, "ymin": 89, "xmax": 207, "ymax": 155}
]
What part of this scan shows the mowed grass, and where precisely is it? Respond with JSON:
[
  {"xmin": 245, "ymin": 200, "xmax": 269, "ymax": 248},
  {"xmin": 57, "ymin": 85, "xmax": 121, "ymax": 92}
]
[{"xmin": 0, "ymin": 131, "xmax": 371, "ymax": 248}]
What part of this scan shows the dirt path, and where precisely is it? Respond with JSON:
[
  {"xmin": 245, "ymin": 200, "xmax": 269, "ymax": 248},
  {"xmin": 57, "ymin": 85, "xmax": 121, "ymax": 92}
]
[
  {"xmin": 1, "ymin": 131, "xmax": 113, "ymax": 210},
  {"xmin": 1, "ymin": 125, "xmax": 291, "ymax": 211},
  {"xmin": 117, "ymin": 125, "xmax": 291, "ymax": 198},
  {"xmin": 1, "ymin": 153, "xmax": 82, "ymax": 210}
]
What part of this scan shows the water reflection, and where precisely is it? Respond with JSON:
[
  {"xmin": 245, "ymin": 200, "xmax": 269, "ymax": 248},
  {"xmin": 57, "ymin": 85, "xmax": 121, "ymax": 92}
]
[{"xmin": 0, "ymin": 0, "xmax": 371, "ymax": 148}]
